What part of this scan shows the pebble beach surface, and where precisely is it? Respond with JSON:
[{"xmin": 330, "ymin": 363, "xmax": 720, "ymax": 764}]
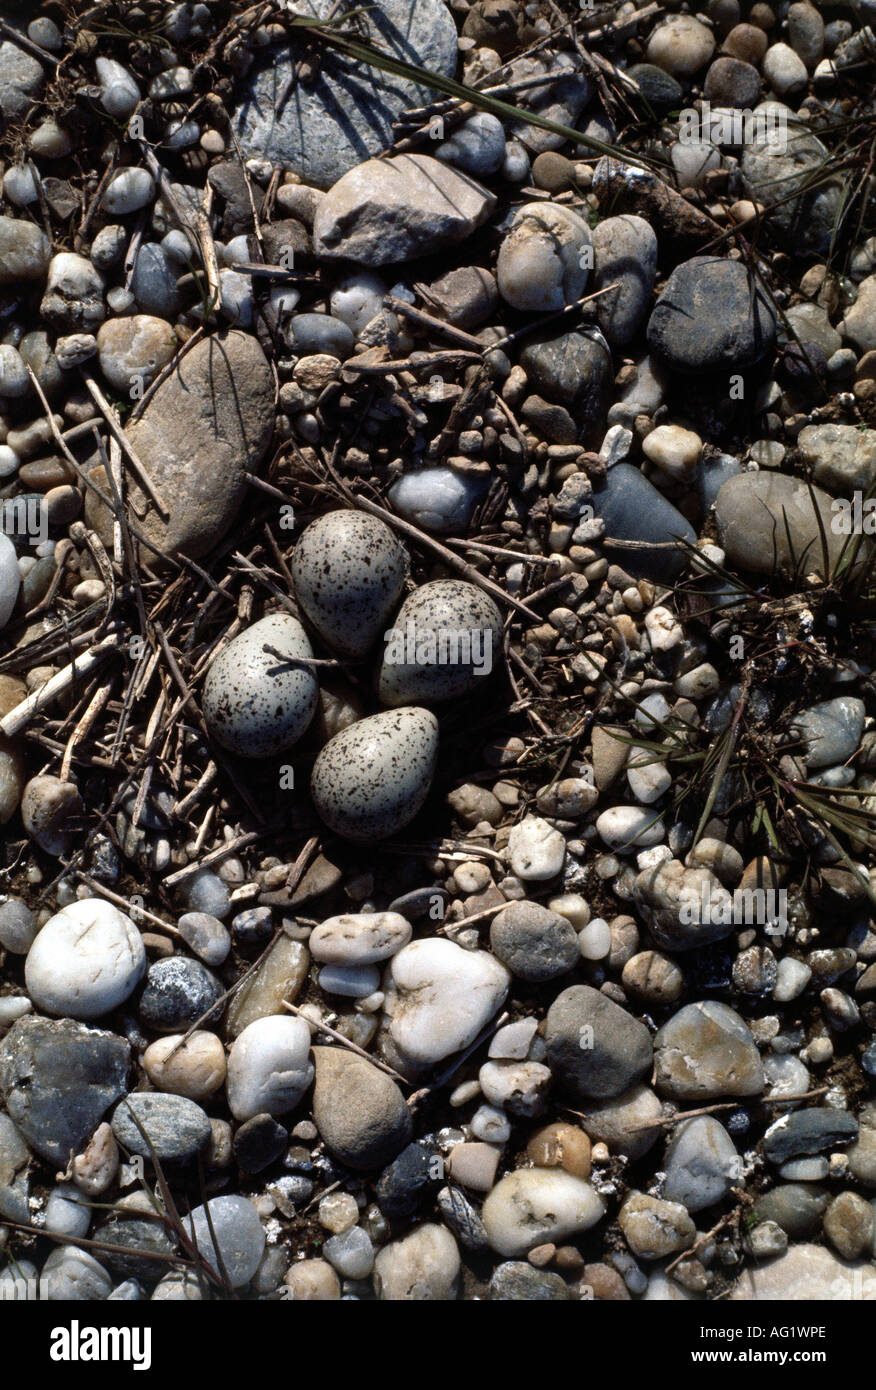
[{"xmin": 0, "ymin": 0, "xmax": 875, "ymax": 1309}]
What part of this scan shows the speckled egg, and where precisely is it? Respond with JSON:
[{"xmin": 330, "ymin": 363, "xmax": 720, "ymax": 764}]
[
  {"xmin": 310, "ymin": 707, "xmax": 439, "ymax": 842},
  {"xmin": 377, "ymin": 580, "xmax": 503, "ymax": 706},
  {"xmin": 291, "ymin": 510, "xmax": 409, "ymax": 659},
  {"xmin": 202, "ymin": 613, "xmax": 318, "ymax": 758}
]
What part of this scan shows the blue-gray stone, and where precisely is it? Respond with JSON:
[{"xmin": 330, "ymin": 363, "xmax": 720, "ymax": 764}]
[
  {"xmin": 647, "ymin": 256, "xmax": 776, "ymax": 374},
  {"xmin": 791, "ymin": 697, "xmax": 865, "ymax": 772},
  {"xmin": 699, "ymin": 452, "xmax": 742, "ymax": 511},
  {"xmin": 592, "ymin": 463, "xmax": 696, "ymax": 580},
  {"xmin": 763, "ymin": 1108, "xmax": 858, "ymax": 1164},
  {"xmin": 287, "ymin": 313, "xmax": 355, "ymax": 360},
  {"xmin": 0, "ymin": 1017, "xmax": 130, "ymax": 1165},
  {"xmin": 111, "ymin": 1092, "xmax": 211, "ymax": 1161}
]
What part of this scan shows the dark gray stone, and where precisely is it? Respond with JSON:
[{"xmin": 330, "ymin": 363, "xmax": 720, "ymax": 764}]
[
  {"xmin": 698, "ymin": 452, "xmax": 742, "ymax": 511},
  {"xmin": 627, "ymin": 63, "xmax": 684, "ymax": 112},
  {"xmin": 647, "ymin": 257, "xmax": 776, "ymax": 373},
  {"xmin": 519, "ymin": 329, "xmax": 613, "ymax": 443},
  {"xmin": 592, "ymin": 463, "xmax": 696, "ymax": 581},
  {"xmin": 376, "ymin": 1141, "xmax": 438, "ymax": 1217},
  {"xmin": 0, "ymin": 1017, "xmax": 129, "ymax": 1165},
  {"xmin": 233, "ymin": 1114, "xmax": 288, "ymax": 1173},
  {"xmin": 490, "ymin": 901, "xmax": 579, "ymax": 982},
  {"xmin": 763, "ymin": 1108, "xmax": 859, "ymax": 1165},
  {"xmin": 138, "ymin": 956, "xmax": 224, "ymax": 1033},
  {"xmin": 545, "ymin": 984, "xmax": 653, "ymax": 1101},
  {"xmin": 754, "ymin": 1184, "xmax": 830, "ymax": 1238},
  {"xmin": 436, "ymin": 1184, "xmax": 489, "ymax": 1253}
]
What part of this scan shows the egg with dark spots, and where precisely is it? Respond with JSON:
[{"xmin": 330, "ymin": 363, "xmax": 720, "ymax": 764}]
[
  {"xmin": 202, "ymin": 613, "xmax": 318, "ymax": 758},
  {"xmin": 310, "ymin": 707, "xmax": 439, "ymax": 842},
  {"xmin": 377, "ymin": 580, "xmax": 503, "ymax": 706},
  {"xmin": 291, "ymin": 510, "xmax": 409, "ymax": 658}
]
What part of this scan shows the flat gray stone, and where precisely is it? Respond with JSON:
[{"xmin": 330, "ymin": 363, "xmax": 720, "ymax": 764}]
[
  {"xmin": 545, "ymin": 984, "xmax": 653, "ymax": 1101},
  {"xmin": 741, "ymin": 106, "xmax": 846, "ymax": 255},
  {"xmin": 233, "ymin": 0, "xmax": 458, "ymax": 190},
  {"xmin": 85, "ymin": 330, "xmax": 274, "ymax": 561},
  {"xmin": 111, "ymin": 1092, "xmax": 211, "ymax": 1161},
  {"xmin": 313, "ymin": 154, "xmax": 495, "ymax": 265},
  {"xmin": 791, "ymin": 696, "xmax": 865, "ymax": 771},
  {"xmin": 592, "ymin": 463, "xmax": 696, "ymax": 581},
  {"xmin": 647, "ymin": 256, "xmax": 776, "ymax": 373},
  {"xmin": 714, "ymin": 471, "xmax": 851, "ymax": 578}
]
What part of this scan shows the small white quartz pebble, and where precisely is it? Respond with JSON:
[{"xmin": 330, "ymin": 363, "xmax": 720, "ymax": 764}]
[
  {"xmin": 506, "ymin": 814, "xmax": 566, "ymax": 881},
  {"xmin": 25, "ymin": 899, "xmax": 145, "ymax": 1019},
  {"xmin": 226, "ymin": 1015, "xmax": 314, "ymax": 1121}
]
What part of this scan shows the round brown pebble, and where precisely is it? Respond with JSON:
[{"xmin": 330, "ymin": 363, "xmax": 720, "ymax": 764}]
[
  {"xmin": 749, "ymin": 3, "xmax": 776, "ymax": 30},
  {"xmin": 284, "ymin": 1258, "xmax": 341, "ymax": 1300},
  {"xmin": 722, "ymin": 22, "xmax": 769, "ymax": 64},
  {"xmin": 526, "ymin": 1122, "xmax": 592, "ymax": 1178},
  {"xmin": 531, "ymin": 151, "xmax": 576, "ymax": 194},
  {"xmin": 581, "ymin": 1261, "xmax": 631, "ymax": 1300}
]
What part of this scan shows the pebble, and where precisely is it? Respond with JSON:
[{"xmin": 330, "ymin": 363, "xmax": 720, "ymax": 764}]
[
  {"xmin": 235, "ymin": 0, "xmax": 457, "ymax": 188},
  {"xmin": 546, "ymin": 984, "xmax": 653, "ymax": 1100},
  {"xmin": 791, "ymin": 697, "xmax": 865, "ymax": 771},
  {"xmin": 292, "ymin": 510, "xmax": 408, "ymax": 659},
  {"xmin": 742, "ymin": 108, "xmax": 845, "ymax": 255},
  {"xmin": 176, "ymin": 912, "xmax": 231, "ymax": 967},
  {"xmin": 388, "ymin": 466, "xmax": 485, "ymax": 533},
  {"xmin": 102, "ymin": 168, "xmax": 155, "ymax": 216},
  {"xmin": 25, "ymin": 899, "xmax": 145, "ymax": 1019},
  {"xmin": 592, "ymin": 215, "xmax": 657, "ymax": 347},
  {"xmin": 663, "ymin": 1117, "xmax": 741, "ymax": 1211},
  {"xmin": 309, "ymin": 912, "xmax": 412, "ymax": 965},
  {"xmin": 436, "ymin": 112, "xmax": 506, "ymax": 177},
  {"xmin": 186, "ymin": 1196, "xmax": 265, "ymax": 1288},
  {"xmin": 646, "ymin": 14, "xmax": 716, "ymax": 74},
  {"xmin": 138, "ymin": 956, "xmax": 224, "ymax": 1033},
  {"xmin": 0, "ymin": 1017, "xmax": 130, "ymax": 1165},
  {"xmin": 648, "ymin": 256, "xmax": 776, "ymax": 373},
  {"xmin": 653, "ymin": 1001, "xmax": 765, "ymax": 1100},
  {"xmin": 382, "ymin": 938, "xmax": 509, "ymax": 1069},
  {"xmin": 763, "ymin": 41, "xmax": 808, "ymax": 94},
  {"xmin": 45, "ymin": 1184, "xmax": 91, "ymax": 1239},
  {"xmin": 96, "ymin": 58, "xmax": 140, "ymax": 118},
  {"xmin": 143, "ymin": 1032, "xmax": 227, "ymax": 1101},
  {"xmin": 479, "ymin": 1059, "xmax": 551, "ymax": 1117},
  {"xmin": 596, "ymin": 805, "xmax": 665, "ymax": 852},
  {"xmin": 497, "ymin": 203, "xmax": 592, "ymax": 312},
  {"xmin": 0, "ymin": 217, "xmax": 51, "ymax": 285},
  {"xmin": 40, "ymin": 1246, "xmax": 112, "ymax": 1301},
  {"xmin": 96, "ymin": 316, "xmax": 176, "ymax": 395},
  {"xmin": 730, "ymin": 1242, "xmax": 876, "ymax": 1300},
  {"xmin": 311, "ymin": 1047, "xmax": 412, "ymax": 1169},
  {"xmin": 592, "ymin": 464, "xmax": 695, "ymax": 582},
  {"xmin": 0, "ymin": 899, "xmax": 37, "ymax": 956},
  {"xmin": 714, "ymin": 471, "xmax": 846, "ymax": 578},
  {"xmin": 310, "ymin": 708, "xmax": 439, "ymax": 842},
  {"xmin": 618, "ymin": 1193, "xmax": 696, "ymax": 1259},
  {"xmin": 111, "ymin": 1092, "xmax": 211, "ymax": 1161},
  {"xmin": 373, "ymin": 1223, "xmax": 460, "ymax": 1300},
  {"xmin": 314, "ymin": 154, "xmax": 494, "ymax": 264},
  {"xmin": 202, "ymin": 613, "xmax": 319, "ymax": 758},
  {"xmin": 489, "ymin": 901, "xmax": 579, "ymax": 981},
  {"xmin": 323, "ymin": 1226, "xmax": 375, "ymax": 1279},
  {"xmin": 506, "ymin": 814, "xmax": 566, "ymax": 880},
  {"xmin": 482, "ymin": 1169, "xmax": 604, "ymax": 1257}
]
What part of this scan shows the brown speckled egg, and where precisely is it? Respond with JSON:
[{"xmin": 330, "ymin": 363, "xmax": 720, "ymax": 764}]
[
  {"xmin": 202, "ymin": 613, "xmax": 318, "ymax": 758},
  {"xmin": 377, "ymin": 580, "xmax": 503, "ymax": 706},
  {"xmin": 291, "ymin": 510, "xmax": 409, "ymax": 658},
  {"xmin": 310, "ymin": 707, "xmax": 439, "ymax": 842}
]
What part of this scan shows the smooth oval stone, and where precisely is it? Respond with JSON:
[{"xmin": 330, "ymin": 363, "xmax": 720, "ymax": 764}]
[
  {"xmin": 25, "ymin": 899, "xmax": 146, "ymax": 1020},
  {"xmin": 653, "ymin": 1000, "xmax": 764, "ymax": 1100},
  {"xmin": 497, "ymin": 203, "xmax": 592, "ymax": 312},
  {"xmin": 111, "ymin": 1092, "xmax": 211, "ymax": 1161},
  {"xmin": 382, "ymin": 938, "xmax": 510, "ymax": 1069},
  {"xmin": 591, "ymin": 215, "xmax": 658, "ymax": 348},
  {"xmin": 202, "ymin": 612, "xmax": 318, "ymax": 758},
  {"xmin": 186, "ymin": 1196, "xmax": 265, "ymax": 1288},
  {"xmin": 663, "ymin": 1116, "xmax": 740, "ymax": 1211},
  {"xmin": 377, "ymin": 580, "xmax": 502, "ymax": 705},
  {"xmin": 286, "ymin": 313, "xmax": 355, "ymax": 359},
  {"xmin": 309, "ymin": 911, "xmax": 412, "ymax": 965},
  {"xmin": 592, "ymin": 463, "xmax": 696, "ymax": 581},
  {"xmin": 714, "ymin": 471, "xmax": 850, "ymax": 578},
  {"xmin": 310, "ymin": 707, "xmax": 438, "ymax": 842},
  {"xmin": 311, "ymin": 1046, "xmax": 412, "ymax": 1170},
  {"xmin": 483, "ymin": 1169, "xmax": 604, "ymax": 1257},
  {"xmin": 226, "ymin": 1015, "xmax": 314, "ymax": 1121},
  {"xmin": 292, "ymin": 510, "xmax": 409, "ymax": 659},
  {"xmin": 388, "ymin": 466, "xmax": 486, "ymax": 534}
]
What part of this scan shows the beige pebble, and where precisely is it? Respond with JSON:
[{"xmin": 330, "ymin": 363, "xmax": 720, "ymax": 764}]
[
  {"xmin": 143, "ymin": 1031, "xmax": 227, "ymax": 1100},
  {"xmin": 72, "ymin": 1121, "xmax": 119, "ymax": 1195},
  {"xmin": 526, "ymin": 1122, "xmax": 591, "ymax": 1179},
  {"xmin": 284, "ymin": 1258, "xmax": 341, "ymax": 1300}
]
